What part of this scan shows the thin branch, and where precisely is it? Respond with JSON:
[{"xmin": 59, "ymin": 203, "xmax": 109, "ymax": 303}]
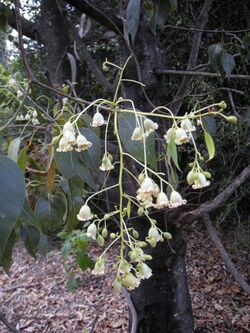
[
  {"xmin": 66, "ymin": 0, "xmax": 123, "ymax": 36},
  {"xmin": 155, "ymin": 69, "xmax": 250, "ymax": 80},
  {"xmin": 177, "ymin": 164, "xmax": 250, "ymax": 226},
  {"xmin": 164, "ymin": 24, "xmax": 250, "ymax": 34},
  {"xmin": 0, "ymin": 312, "xmax": 20, "ymax": 333},
  {"xmin": 14, "ymin": 0, "xmax": 33, "ymax": 80},
  {"xmin": 228, "ymin": 89, "xmax": 241, "ymax": 117},
  {"xmin": 203, "ymin": 213, "xmax": 250, "ymax": 294},
  {"xmin": 3, "ymin": 3, "xmax": 40, "ymax": 41},
  {"xmin": 169, "ymin": 0, "xmax": 213, "ymax": 115},
  {"xmin": 74, "ymin": 37, "xmax": 114, "ymax": 94}
]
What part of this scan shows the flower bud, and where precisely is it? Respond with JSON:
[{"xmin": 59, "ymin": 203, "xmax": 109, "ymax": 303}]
[
  {"xmin": 226, "ymin": 116, "xmax": 237, "ymax": 124},
  {"xmin": 219, "ymin": 101, "xmax": 227, "ymax": 109},
  {"xmin": 102, "ymin": 228, "xmax": 108, "ymax": 238},
  {"xmin": 97, "ymin": 234, "xmax": 105, "ymax": 247},
  {"xmin": 163, "ymin": 232, "xmax": 172, "ymax": 240},
  {"xmin": 132, "ymin": 229, "xmax": 139, "ymax": 238}
]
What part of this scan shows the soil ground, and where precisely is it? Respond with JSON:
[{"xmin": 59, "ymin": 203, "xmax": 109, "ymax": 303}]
[{"xmin": 0, "ymin": 227, "xmax": 249, "ymax": 333}]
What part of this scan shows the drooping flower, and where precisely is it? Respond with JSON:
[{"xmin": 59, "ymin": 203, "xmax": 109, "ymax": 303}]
[
  {"xmin": 63, "ymin": 129, "xmax": 76, "ymax": 144},
  {"xmin": 92, "ymin": 257, "xmax": 105, "ymax": 275},
  {"xmin": 75, "ymin": 134, "xmax": 92, "ymax": 152},
  {"xmin": 181, "ymin": 119, "xmax": 196, "ymax": 133},
  {"xmin": 86, "ymin": 222, "xmax": 97, "ymax": 240},
  {"xmin": 77, "ymin": 204, "xmax": 93, "ymax": 221},
  {"xmin": 119, "ymin": 259, "xmax": 131, "ymax": 274},
  {"xmin": 63, "ymin": 121, "xmax": 75, "ymax": 134},
  {"xmin": 113, "ymin": 276, "xmax": 122, "ymax": 293},
  {"xmin": 138, "ymin": 177, "xmax": 155, "ymax": 194},
  {"xmin": 144, "ymin": 118, "xmax": 158, "ymax": 136},
  {"xmin": 123, "ymin": 273, "xmax": 140, "ymax": 290},
  {"xmin": 129, "ymin": 247, "xmax": 145, "ymax": 263},
  {"xmin": 100, "ymin": 155, "xmax": 114, "ymax": 171},
  {"xmin": 32, "ymin": 118, "xmax": 40, "ymax": 125},
  {"xmin": 169, "ymin": 190, "xmax": 186, "ymax": 208},
  {"xmin": 154, "ymin": 191, "xmax": 169, "ymax": 209},
  {"xmin": 25, "ymin": 113, "xmax": 31, "ymax": 121},
  {"xmin": 136, "ymin": 263, "xmax": 152, "ymax": 280},
  {"xmin": 186, "ymin": 168, "xmax": 196, "ymax": 185},
  {"xmin": 56, "ymin": 136, "xmax": 73, "ymax": 152},
  {"xmin": 164, "ymin": 128, "xmax": 175, "ymax": 143},
  {"xmin": 131, "ymin": 127, "xmax": 143, "ymax": 141},
  {"xmin": 91, "ymin": 112, "xmax": 106, "ymax": 127},
  {"xmin": 136, "ymin": 192, "xmax": 154, "ymax": 208},
  {"xmin": 148, "ymin": 226, "xmax": 161, "ymax": 242},
  {"xmin": 192, "ymin": 172, "xmax": 210, "ymax": 189},
  {"xmin": 175, "ymin": 127, "xmax": 190, "ymax": 145}
]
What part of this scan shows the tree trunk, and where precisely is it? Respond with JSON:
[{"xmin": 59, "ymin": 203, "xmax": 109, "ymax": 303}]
[
  {"xmin": 120, "ymin": 4, "xmax": 194, "ymax": 330},
  {"xmin": 130, "ymin": 224, "xmax": 194, "ymax": 333},
  {"xmin": 40, "ymin": 0, "xmax": 70, "ymax": 85}
]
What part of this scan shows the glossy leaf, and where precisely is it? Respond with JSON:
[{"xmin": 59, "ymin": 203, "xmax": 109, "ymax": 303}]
[
  {"xmin": 0, "ymin": 230, "xmax": 17, "ymax": 272},
  {"xmin": 34, "ymin": 194, "xmax": 66, "ymax": 234},
  {"xmin": 202, "ymin": 116, "xmax": 217, "ymax": 136},
  {"xmin": 208, "ymin": 43, "xmax": 223, "ymax": 73},
  {"xmin": 0, "ymin": 155, "xmax": 25, "ymax": 264},
  {"xmin": 204, "ymin": 131, "xmax": 215, "ymax": 161},
  {"xmin": 126, "ymin": 0, "xmax": 141, "ymax": 43},
  {"xmin": 118, "ymin": 112, "xmax": 157, "ymax": 169},
  {"xmin": 221, "ymin": 52, "xmax": 235, "ymax": 79},
  {"xmin": 167, "ymin": 129, "xmax": 180, "ymax": 171},
  {"xmin": 7, "ymin": 137, "xmax": 21, "ymax": 162},
  {"xmin": 17, "ymin": 146, "xmax": 29, "ymax": 171}
]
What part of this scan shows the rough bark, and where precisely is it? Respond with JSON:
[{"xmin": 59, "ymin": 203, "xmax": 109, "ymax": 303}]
[
  {"xmin": 39, "ymin": 0, "xmax": 71, "ymax": 85},
  {"xmin": 130, "ymin": 220, "xmax": 194, "ymax": 333}
]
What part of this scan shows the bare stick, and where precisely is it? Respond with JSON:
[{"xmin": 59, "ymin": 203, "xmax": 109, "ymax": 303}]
[
  {"xmin": 203, "ymin": 213, "xmax": 250, "ymax": 294},
  {"xmin": 155, "ymin": 69, "xmax": 250, "ymax": 80},
  {"xmin": 0, "ymin": 312, "xmax": 21, "ymax": 333}
]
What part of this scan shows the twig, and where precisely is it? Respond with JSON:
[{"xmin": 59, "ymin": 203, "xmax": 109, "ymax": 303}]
[
  {"xmin": 202, "ymin": 213, "xmax": 250, "ymax": 294},
  {"xmin": 169, "ymin": 0, "xmax": 213, "ymax": 115},
  {"xmin": 164, "ymin": 24, "xmax": 250, "ymax": 34},
  {"xmin": 0, "ymin": 283, "xmax": 40, "ymax": 292},
  {"xmin": 228, "ymin": 90, "xmax": 241, "ymax": 118},
  {"xmin": 155, "ymin": 69, "xmax": 250, "ymax": 80},
  {"xmin": 177, "ymin": 164, "xmax": 250, "ymax": 226},
  {"xmin": 0, "ymin": 312, "xmax": 20, "ymax": 333}
]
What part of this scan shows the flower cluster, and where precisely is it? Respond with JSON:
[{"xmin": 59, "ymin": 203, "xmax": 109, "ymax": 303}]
[
  {"xmin": 187, "ymin": 169, "xmax": 211, "ymax": 189},
  {"xmin": 56, "ymin": 122, "xmax": 92, "ymax": 153},
  {"xmin": 136, "ymin": 176, "xmax": 186, "ymax": 210},
  {"xmin": 16, "ymin": 110, "xmax": 40, "ymax": 125},
  {"xmin": 131, "ymin": 118, "xmax": 158, "ymax": 141}
]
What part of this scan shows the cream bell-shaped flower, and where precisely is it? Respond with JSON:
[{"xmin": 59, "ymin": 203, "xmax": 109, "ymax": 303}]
[
  {"xmin": 144, "ymin": 118, "xmax": 158, "ymax": 136},
  {"xmin": 154, "ymin": 191, "xmax": 169, "ymax": 209},
  {"xmin": 91, "ymin": 112, "xmax": 106, "ymax": 127},
  {"xmin": 63, "ymin": 129, "xmax": 76, "ymax": 144},
  {"xmin": 75, "ymin": 134, "xmax": 92, "ymax": 152},
  {"xmin": 148, "ymin": 226, "xmax": 161, "ymax": 242},
  {"xmin": 56, "ymin": 137, "xmax": 73, "ymax": 152},
  {"xmin": 192, "ymin": 172, "xmax": 210, "ymax": 189},
  {"xmin": 92, "ymin": 257, "xmax": 105, "ymax": 275},
  {"xmin": 138, "ymin": 177, "xmax": 155, "ymax": 194},
  {"xmin": 164, "ymin": 128, "xmax": 175, "ymax": 143},
  {"xmin": 170, "ymin": 190, "xmax": 187, "ymax": 208},
  {"xmin": 86, "ymin": 222, "xmax": 97, "ymax": 240},
  {"xmin": 100, "ymin": 155, "xmax": 114, "ymax": 171},
  {"xmin": 175, "ymin": 127, "xmax": 190, "ymax": 145},
  {"xmin": 77, "ymin": 204, "xmax": 93, "ymax": 221},
  {"xmin": 131, "ymin": 127, "xmax": 143, "ymax": 141},
  {"xmin": 63, "ymin": 121, "xmax": 75, "ymax": 134},
  {"xmin": 136, "ymin": 192, "xmax": 154, "ymax": 208},
  {"xmin": 136, "ymin": 263, "xmax": 152, "ymax": 280},
  {"xmin": 181, "ymin": 119, "xmax": 196, "ymax": 132},
  {"xmin": 123, "ymin": 273, "xmax": 140, "ymax": 290}
]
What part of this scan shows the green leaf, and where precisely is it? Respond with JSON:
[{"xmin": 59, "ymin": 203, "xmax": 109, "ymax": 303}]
[
  {"xmin": 149, "ymin": 0, "xmax": 177, "ymax": 33},
  {"xmin": 118, "ymin": 112, "xmax": 157, "ymax": 170},
  {"xmin": 126, "ymin": 0, "xmax": 141, "ymax": 43},
  {"xmin": 204, "ymin": 131, "xmax": 215, "ymax": 161},
  {"xmin": 17, "ymin": 146, "xmax": 29, "ymax": 171},
  {"xmin": 167, "ymin": 129, "xmax": 180, "ymax": 171},
  {"xmin": 20, "ymin": 225, "xmax": 40, "ymax": 257},
  {"xmin": 202, "ymin": 116, "xmax": 217, "ymax": 136},
  {"xmin": 65, "ymin": 176, "xmax": 85, "ymax": 232},
  {"xmin": 55, "ymin": 150, "xmax": 96, "ymax": 189},
  {"xmin": 0, "ymin": 230, "xmax": 17, "ymax": 273},
  {"xmin": 0, "ymin": 5, "xmax": 8, "ymax": 32},
  {"xmin": 79, "ymin": 128, "xmax": 101, "ymax": 173},
  {"xmin": 221, "ymin": 52, "xmax": 235, "ymax": 79},
  {"xmin": 0, "ymin": 155, "xmax": 25, "ymax": 265},
  {"xmin": 34, "ymin": 194, "xmax": 66, "ymax": 234},
  {"xmin": 76, "ymin": 252, "xmax": 94, "ymax": 271},
  {"xmin": 208, "ymin": 43, "xmax": 223, "ymax": 73},
  {"xmin": 7, "ymin": 137, "xmax": 21, "ymax": 162}
]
